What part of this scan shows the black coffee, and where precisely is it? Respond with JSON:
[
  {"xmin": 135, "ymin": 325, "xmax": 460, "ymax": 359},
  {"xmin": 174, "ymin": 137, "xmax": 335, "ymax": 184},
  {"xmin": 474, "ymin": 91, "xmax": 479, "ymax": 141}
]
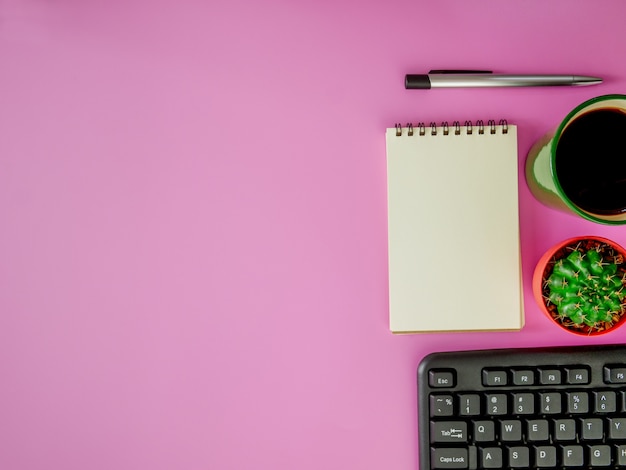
[{"xmin": 555, "ymin": 108, "xmax": 626, "ymax": 215}]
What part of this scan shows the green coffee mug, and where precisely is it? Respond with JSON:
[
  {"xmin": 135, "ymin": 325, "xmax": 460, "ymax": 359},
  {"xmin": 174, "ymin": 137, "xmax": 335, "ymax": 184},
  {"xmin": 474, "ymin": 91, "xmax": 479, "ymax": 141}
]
[{"xmin": 525, "ymin": 94, "xmax": 626, "ymax": 225}]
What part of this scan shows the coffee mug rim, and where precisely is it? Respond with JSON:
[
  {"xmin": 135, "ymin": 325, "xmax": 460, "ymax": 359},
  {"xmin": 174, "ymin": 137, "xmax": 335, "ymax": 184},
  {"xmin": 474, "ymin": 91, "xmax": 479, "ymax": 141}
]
[{"xmin": 550, "ymin": 93, "xmax": 626, "ymax": 224}]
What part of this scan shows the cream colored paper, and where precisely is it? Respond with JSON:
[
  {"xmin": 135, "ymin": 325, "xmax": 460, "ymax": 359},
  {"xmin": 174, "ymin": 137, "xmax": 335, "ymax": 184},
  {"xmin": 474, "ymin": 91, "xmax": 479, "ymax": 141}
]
[{"xmin": 386, "ymin": 123, "xmax": 523, "ymax": 333}]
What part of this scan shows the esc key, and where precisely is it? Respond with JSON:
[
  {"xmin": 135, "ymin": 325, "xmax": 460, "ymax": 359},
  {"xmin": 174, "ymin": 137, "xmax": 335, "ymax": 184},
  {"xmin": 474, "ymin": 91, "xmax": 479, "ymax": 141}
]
[{"xmin": 429, "ymin": 369, "xmax": 456, "ymax": 388}]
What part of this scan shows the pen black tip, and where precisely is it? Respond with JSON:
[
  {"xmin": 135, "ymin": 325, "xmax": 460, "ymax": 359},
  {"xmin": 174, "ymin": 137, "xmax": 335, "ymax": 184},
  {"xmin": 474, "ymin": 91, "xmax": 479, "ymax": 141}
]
[{"xmin": 405, "ymin": 74, "xmax": 431, "ymax": 90}]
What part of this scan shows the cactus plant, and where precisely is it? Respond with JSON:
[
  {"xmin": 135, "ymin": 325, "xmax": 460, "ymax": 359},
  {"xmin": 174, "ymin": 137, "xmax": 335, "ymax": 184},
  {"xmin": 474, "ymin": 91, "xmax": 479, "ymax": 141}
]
[{"xmin": 538, "ymin": 238, "xmax": 626, "ymax": 335}]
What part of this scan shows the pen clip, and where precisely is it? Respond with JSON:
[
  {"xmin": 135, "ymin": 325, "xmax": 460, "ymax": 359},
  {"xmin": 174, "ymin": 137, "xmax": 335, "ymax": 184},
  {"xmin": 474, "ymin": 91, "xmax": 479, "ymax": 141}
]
[{"xmin": 429, "ymin": 70, "xmax": 493, "ymax": 74}]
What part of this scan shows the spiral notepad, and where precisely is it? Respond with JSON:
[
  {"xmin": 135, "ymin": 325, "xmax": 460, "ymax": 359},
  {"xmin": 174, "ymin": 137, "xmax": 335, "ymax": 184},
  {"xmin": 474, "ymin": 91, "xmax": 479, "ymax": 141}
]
[{"xmin": 386, "ymin": 120, "xmax": 523, "ymax": 333}]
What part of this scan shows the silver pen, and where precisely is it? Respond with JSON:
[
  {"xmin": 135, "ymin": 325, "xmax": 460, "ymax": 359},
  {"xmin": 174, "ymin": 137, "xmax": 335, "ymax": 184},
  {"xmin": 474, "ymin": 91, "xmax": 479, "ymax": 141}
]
[{"xmin": 405, "ymin": 70, "xmax": 603, "ymax": 89}]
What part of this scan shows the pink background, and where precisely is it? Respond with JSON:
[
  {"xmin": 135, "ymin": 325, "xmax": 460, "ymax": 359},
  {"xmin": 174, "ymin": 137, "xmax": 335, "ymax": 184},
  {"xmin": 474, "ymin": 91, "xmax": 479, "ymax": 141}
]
[{"xmin": 2, "ymin": 1, "xmax": 626, "ymax": 468}]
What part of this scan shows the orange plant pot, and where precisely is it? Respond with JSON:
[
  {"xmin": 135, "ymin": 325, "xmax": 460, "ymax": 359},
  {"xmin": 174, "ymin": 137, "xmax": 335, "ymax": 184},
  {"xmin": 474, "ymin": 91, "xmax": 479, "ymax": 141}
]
[{"xmin": 532, "ymin": 236, "xmax": 626, "ymax": 336}]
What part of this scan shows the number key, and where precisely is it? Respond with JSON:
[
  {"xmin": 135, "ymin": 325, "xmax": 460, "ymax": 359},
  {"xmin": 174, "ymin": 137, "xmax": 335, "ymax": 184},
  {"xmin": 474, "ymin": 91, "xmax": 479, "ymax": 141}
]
[
  {"xmin": 486, "ymin": 394, "xmax": 508, "ymax": 415},
  {"xmin": 567, "ymin": 391, "xmax": 589, "ymax": 414},
  {"xmin": 458, "ymin": 394, "xmax": 481, "ymax": 416},
  {"xmin": 540, "ymin": 392, "xmax": 561, "ymax": 414},
  {"xmin": 595, "ymin": 391, "xmax": 617, "ymax": 413},
  {"xmin": 512, "ymin": 393, "xmax": 534, "ymax": 415}
]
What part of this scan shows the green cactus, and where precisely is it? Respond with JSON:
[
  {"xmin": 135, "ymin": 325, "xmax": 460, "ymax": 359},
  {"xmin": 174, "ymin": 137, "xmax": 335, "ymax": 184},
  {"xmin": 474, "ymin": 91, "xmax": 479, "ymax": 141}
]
[{"xmin": 545, "ymin": 243, "xmax": 626, "ymax": 332}]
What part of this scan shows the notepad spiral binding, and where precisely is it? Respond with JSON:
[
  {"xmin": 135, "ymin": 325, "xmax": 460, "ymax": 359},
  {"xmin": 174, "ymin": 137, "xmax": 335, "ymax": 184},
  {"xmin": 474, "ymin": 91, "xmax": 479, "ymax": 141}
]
[{"xmin": 394, "ymin": 119, "xmax": 508, "ymax": 137}]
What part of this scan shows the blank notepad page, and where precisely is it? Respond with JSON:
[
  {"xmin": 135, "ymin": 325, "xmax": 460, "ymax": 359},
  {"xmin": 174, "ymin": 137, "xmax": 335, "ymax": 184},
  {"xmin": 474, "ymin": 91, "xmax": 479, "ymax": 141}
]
[{"xmin": 386, "ymin": 122, "xmax": 523, "ymax": 333}]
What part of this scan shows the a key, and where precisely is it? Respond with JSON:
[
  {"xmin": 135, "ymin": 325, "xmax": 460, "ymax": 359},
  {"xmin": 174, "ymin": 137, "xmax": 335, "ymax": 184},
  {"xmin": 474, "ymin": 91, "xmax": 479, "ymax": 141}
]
[{"xmin": 480, "ymin": 447, "xmax": 502, "ymax": 469}]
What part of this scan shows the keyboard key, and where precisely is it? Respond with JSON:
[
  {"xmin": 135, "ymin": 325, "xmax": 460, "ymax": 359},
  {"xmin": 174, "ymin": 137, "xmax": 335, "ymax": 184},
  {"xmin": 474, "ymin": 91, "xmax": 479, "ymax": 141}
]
[
  {"xmin": 512, "ymin": 370, "xmax": 534, "ymax": 386},
  {"xmin": 480, "ymin": 447, "xmax": 502, "ymax": 468},
  {"xmin": 430, "ymin": 394, "xmax": 454, "ymax": 417},
  {"xmin": 594, "ymin": 391, "xmax": 617, "ymax": 413},
  {"xmin": 609, "ymin": 417, "xmax": 626, "ymax": 440},
  {"xmin": 431, "ymin": 447, "xmax": 469, "ymax": 469},
  {"xmin": 554, "ymin": 419, "xmax": 577, "ymax": 441},
  {"xmin": 581, "ymin": 418, "xmax": 604, "ymax": 440},
  {"xmin": 534, "ymin": 446, "xmax": 557, "ymax": 467},
  {"xmin": 539, "ymin": 392, "xmax": 561, "ymax": 414},
  {"xmin": 589, "ymin": 444, "xmax": 612, "ymax": 466},
  {"xmin": 430, "ymin": 421, "xmax": 468, "ymax": 443},
  {"xmin": 617, "ymin": 444, "xmax": 626, "ymax": 465},
  {"xmin": 511, "ymin": 393, "xmax": 534, "ymax": 415},
  {"xmin": 458, "ymin": 394, "xmax": 481, "ymax": 416},
  {"xmin": 604, "ymin": 366, "xmax": 626, "ymax": 384},
  {"xmin": 485, "ymin": 394, "xmax": 507, "ymax": 415},
  {"xmin": 474, "ymin": 420, "xmax": 495, "ymax": 442},
  {"xmin": 539, "ymin": 369, "xmax": 562, "ymax": 385},
  {"xmin": 483, "ymin": 369, "xmax": 508, "ymax": 386},
  {"xmin": 562, "ymin": 445, "xmax": 584, "ymax": 466},
  {"xmin": 507, "ymin": 446, "xmax": 529, "ymax": 468},
  {"xmin": 567, "ymin": 391, "xmax": 589, "ymax": 414},
  {"xmin": 566, "ymin": 367, "xmax": 590, "ymax": 384},
  {"xmin": 430, "ymin": 369, "xmax": 456, "ymax": 388},
  {"xmin": 500, "ymin": 420, "xmax": 522, "ymax": 441},
  {"xmin": 527, "ymin": 419, "xmax": 549, "ymax": 441}
]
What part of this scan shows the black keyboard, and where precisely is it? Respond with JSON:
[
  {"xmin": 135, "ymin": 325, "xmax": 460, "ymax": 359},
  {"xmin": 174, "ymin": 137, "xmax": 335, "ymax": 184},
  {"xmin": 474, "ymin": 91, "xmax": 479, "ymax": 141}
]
[{"xmin": 418, "ymin": 345, "xmax": 626, "ymax": 470}]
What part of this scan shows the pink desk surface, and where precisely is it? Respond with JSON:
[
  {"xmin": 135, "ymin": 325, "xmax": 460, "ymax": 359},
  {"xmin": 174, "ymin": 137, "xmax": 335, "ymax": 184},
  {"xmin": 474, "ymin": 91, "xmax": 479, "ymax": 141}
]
[{"xmin": 2, "ymin": 1, "xmax": 626, "ymax": 468}]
